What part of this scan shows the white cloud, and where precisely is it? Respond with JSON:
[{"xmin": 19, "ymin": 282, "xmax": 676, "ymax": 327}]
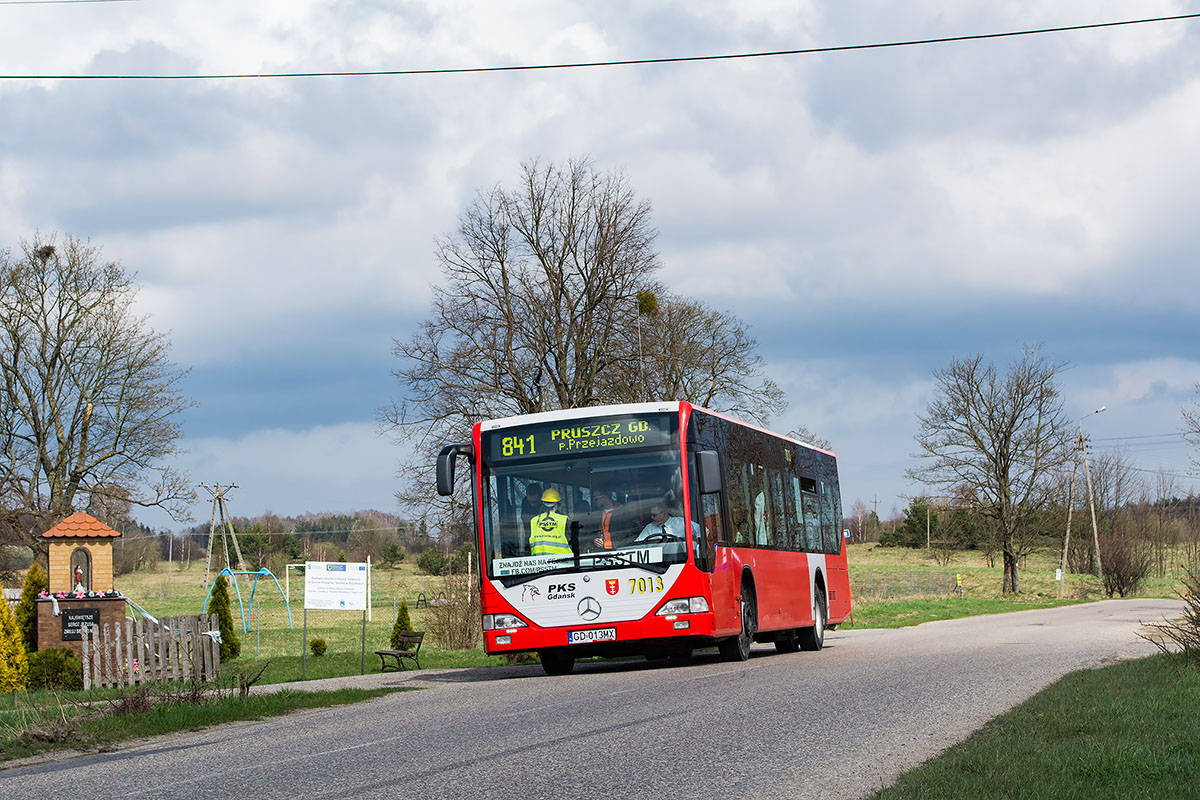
[{"xmin": 3, "ymin": 2, "xmax": 1197, "ymax": 524}]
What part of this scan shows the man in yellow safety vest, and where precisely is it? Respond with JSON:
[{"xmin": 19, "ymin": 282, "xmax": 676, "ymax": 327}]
[{"xmin": 529, "ymin": 488, "xmax": 572, "ymax": 555}]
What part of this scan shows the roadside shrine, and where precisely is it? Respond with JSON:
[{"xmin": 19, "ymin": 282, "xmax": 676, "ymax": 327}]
[{"xmin": 34, "ymin": 512, "xmax": 127, "ymax": 655}]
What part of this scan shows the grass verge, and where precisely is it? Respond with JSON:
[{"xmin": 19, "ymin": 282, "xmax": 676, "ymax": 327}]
[
  {"xmin": 0, "ymin": 686, "xmax": 408, "ymax": 764},
  {"xmin": 232, "ymin": 647, "xmax": 509, "ymax": 685},
  {"xmin": 847, "ymin": 597, "xmax": 1083, "ymax": 629},
  {"xmin": 869, "ymin": 654, "xmax": 1200, "ymax": 800}
]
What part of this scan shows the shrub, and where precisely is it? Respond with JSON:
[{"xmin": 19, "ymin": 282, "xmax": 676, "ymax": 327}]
[
  {"xmin": 15, "ymin": 562, "xmax": 48, "ymax": 652},
  {"xmin": 1142, "ymin": 566, "xmax": 1200, "ymax": 672},
  {"xmin": 1101, "ymin": 532, "xmax": 1152, "ymax": 598},
  {"xmin": 26, "ymin": 647, "xmax": 83, "ymax": 690},
  {"xmin": 391, "ymin": 599, "xmax": 415, "ymax": 650},
  {"xmin": 0, "ymin": 600, "xmax": 28, "ymax": 691},
  {"xmin": 310, "ymin": 638, "xmax": 327, "ymax": 656},
  {"xmin": 205, "ymin": 575, "xmax": 242, "ymax": 662},
  {"xmin": 382, "ymin": 542, "xmax": 406, "ymax": 567},
  {"xmin": 429, "ymin": 573, "xmax": 481, "ymax": 650},
  {"xmin": 418, "ymin": 547, "xmax": 447, "ymax": 576},
  {"xmin": 449, "ymin": 542, "xmax": 476, "ymax": 574}
]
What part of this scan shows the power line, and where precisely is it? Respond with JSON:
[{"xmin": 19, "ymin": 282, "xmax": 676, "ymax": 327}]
[
  {"xmin": 1091, "ymin": 432, "xmax": 1188, "ymax": 442},
  {"xmin": 0, "ymin": 0, "xmax": 139, "ymax": 4},
  {"xmin": 2, "ymin": 12, "xmax": 1197, "ymax": 81}
]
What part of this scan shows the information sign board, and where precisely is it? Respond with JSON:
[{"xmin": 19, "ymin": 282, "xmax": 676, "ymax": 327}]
[{"xmin": 304, "ymin": 562, "xmax": 368, "ymax": 610}]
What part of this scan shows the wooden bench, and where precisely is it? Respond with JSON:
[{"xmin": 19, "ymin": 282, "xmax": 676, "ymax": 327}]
[{"xmin": 375, "ymin": 631, "xmax": 425, "ymax": 671}]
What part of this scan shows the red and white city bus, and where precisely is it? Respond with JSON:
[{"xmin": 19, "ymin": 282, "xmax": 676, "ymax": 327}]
[{"xmin": 436, "ymin": 401, "xmax": 851, "ymax": 675}]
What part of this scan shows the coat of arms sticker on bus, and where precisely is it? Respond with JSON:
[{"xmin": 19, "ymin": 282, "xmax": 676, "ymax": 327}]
[{"xmin": 605, "ymin": 579, "xmax": 619, "ymax": 595}]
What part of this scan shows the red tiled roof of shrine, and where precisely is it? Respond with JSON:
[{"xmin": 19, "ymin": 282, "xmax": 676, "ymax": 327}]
[{"xmin": 41, "ymin": 512, "xmax": 122, "ymax": 539}]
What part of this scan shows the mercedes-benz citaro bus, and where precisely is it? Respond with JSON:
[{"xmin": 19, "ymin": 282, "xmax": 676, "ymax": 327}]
[{"xmin": 436, "ymin": 401, "xmax": 851, "ymax": 675}]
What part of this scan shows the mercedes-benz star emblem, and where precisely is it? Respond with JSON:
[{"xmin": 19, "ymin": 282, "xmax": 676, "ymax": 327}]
[{"xmin": 577, "ymin": 596, "xmax": 602, "ymax": 621}]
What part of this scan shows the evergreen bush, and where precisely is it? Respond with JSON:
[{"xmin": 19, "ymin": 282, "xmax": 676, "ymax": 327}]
[
  {"xmin": 15, "ymin": 562, "xmax": 48, "ymax": 652},
  {"xmin": 418, "ymin": 547, "xmax": 447, "ymax": 576},
  {"xmin": 449, "ymin": 542, "xmax": 476, "ymax": 574},
  {"xmin": 391, "ymin": 599, "xmax": 415, "ymax": 649},
  {"xmin": 26, "ymin": 647, "xmax": 83, "ymax": 690},
  {"xmin": 310, "ymin": 637, "xmax": 327, "ymax": 656},
  {"xmin": 205, "ymin": 575, "xmax": 242, "ymax": 662},
  {"xmin": 0, "ymin": 600, "xmax": 29, "ymax": 691}
]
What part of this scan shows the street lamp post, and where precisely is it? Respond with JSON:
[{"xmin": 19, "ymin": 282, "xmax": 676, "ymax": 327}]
[{"xmin": 1059, "ymin": 406, "xmax": 1106, "ymax": 598}]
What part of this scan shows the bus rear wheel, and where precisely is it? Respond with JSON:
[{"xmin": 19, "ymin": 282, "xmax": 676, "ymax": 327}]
[
  {"xmin": 719, "ymin": 585, "xmax": 756, "ymax": 662},
  {"xmin": 799, "ymin": 586, "xmax": 827, "ymax": 651},
  {"xmin": 539, "ymin": 650, "xmax": 575, "ymax": 675}
]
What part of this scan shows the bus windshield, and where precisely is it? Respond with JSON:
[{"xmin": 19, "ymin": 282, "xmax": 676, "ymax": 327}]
[{"xmin": 479, "ymin": 423, "xmax": 693, "ymax": 583}]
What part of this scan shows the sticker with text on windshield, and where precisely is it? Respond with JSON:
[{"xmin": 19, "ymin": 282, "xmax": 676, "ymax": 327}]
[
  {"xmin": 485, "ymin": 414, "xmax": 675, "ymax": 461},
  {"xmin": 493, "ymin": 554, "xmax": 564, "ymax": 577}
]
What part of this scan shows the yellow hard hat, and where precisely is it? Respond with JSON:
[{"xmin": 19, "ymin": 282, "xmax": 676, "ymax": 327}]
[{"xmin": 541, "ymin": 488, "xmax": 561, "ymax": 504}]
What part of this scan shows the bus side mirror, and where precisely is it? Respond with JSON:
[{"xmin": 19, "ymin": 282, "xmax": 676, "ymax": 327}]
[
  {"xmin": 436, "ymin": 443, "xmax": 474, "ymax": 496},
  {"xmin": 695, "ymin": 450, "xmax": 722, "ymax": 495}
]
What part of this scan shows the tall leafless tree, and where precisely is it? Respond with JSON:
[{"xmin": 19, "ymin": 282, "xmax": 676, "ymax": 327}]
[
  {"xmin": 0, "ymin": 233, "xmax": 194, "ymax": 551},
  {"xmin": 908, "ymin": 347, "xmax": 1072, "ymax": 593},
  {"xmin": 382, "ymin": 158, "xmax": 789, "ymax": 525},
  {"xmin": 619, "ymin": 293, "xmax": 786, "ymax": 426}
]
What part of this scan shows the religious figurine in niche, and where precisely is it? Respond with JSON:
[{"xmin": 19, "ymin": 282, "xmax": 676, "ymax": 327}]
[{"xmin": 74, "ymin": 565, "xmax": 86, "ymax": 593}]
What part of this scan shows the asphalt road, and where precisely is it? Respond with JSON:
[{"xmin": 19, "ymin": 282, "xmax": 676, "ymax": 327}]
[{"xmin": 1, "ymin": 599, "xmax": 1184, "ymax": 800}]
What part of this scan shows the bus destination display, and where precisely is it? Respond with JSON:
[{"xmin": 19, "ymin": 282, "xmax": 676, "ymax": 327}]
[{"xmin": 487, "ymin": 414, "xmax": 675, "ymax": 461}]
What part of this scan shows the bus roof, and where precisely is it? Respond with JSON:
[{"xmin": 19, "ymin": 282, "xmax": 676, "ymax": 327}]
[
  {"xmin": 477, "ymin": 401, "xmax": 682, "ymax": 432},
  {"xmin": 475, "ymin": 401, "xmax": 836, "ymax": 458}
]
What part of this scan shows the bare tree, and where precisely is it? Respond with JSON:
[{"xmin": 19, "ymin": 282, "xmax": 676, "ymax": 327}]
[
  {"xmin": 0, "ymin": 233, "xmax": 194, "ymax": 550},
  {"xmin": 382, "ymin": 158, "xmax": 787, "ymax": 525},
  {"xmin": 622, "ymin": 294, "xmax": 787, "ymax": 426},
  {"xmin": 908, "ymin": 347, "xmax": 1072, "ymax": 593},
  {"xmin": 384, "ymin": 158, "xmax": 657, "ymax": 441}
]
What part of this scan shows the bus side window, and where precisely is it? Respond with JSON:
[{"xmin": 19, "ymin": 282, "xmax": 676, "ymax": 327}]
[
  {"xmin": 768, "ymin": 468, "xmax": 786, "ymax": 548},
  {"xmin": 699, "ymin": 492, "xmax": 722, "ymax": 571}
]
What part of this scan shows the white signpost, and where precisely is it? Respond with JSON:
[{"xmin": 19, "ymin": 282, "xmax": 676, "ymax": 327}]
[{"xmin": 302, "ymin": 561, "xmax": 370, "ymax": 678}]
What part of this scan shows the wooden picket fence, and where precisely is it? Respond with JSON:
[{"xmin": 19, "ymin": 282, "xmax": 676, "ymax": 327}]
[{"xmin": 81, "ymin": 614, "xmax": 222, "ymax": 690}]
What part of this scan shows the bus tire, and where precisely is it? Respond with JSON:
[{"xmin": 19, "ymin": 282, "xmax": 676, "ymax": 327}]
[
  {"xmin": 800, "ymin": 586, "xmax": 827, "ymax": 652},
  {"xmin": 539, "ymin": 650, "xmax": 575, "ymax": 675},
  {"xmin": 719, "ymin": 584, "xmax": 756, "ymax": 662}
]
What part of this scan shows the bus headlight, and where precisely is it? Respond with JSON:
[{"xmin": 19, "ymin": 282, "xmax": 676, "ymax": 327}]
[
  {"xmin": 656, "ymin": 597, "xmax": 709, "ymax": 616},
  {"xmin": 483, "ymin": 614, "xmax": 527, "ymax": 630}
]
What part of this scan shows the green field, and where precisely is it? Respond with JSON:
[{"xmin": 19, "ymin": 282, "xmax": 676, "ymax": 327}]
[
  {"xmin": 113, "ymin": 558, "xmax": 509, "ymax": 673},
  {"xmin": 98, "ymin": 542, "xmax": 1186, "ymax": 677}
]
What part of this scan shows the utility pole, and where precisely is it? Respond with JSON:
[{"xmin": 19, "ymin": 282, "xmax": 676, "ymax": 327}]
[
  {"xmin": 1082, "ymin": 431, "xmax": 1104, "ymax": 581},
  {"xmin": 202, "ymin": 483, "xmax": 245, "ymax": 587},
  {"xmin": 1061, "ymin": 407, "xmax": 1105, "ymax": 597},
  {"xmin": 1059, "ymin": 435, "xmax": 1081, "ymax": 599}
]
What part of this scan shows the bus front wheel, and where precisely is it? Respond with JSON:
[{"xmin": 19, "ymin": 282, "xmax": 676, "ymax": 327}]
[
  {"xmin": 719, "ymin": 585, "xmax": 757, "ymax": 662},
  {"xmin": 539, "ymin": 650, "xmax": 576, "ymax": 675}
]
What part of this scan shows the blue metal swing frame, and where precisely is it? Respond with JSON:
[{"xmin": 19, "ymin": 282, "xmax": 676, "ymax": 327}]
[{"xmin": 201, "ymin": 567, "xmax": 294, "ymax": 632}]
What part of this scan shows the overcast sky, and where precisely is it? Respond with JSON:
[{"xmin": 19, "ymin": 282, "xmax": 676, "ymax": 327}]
[{"xmin": 3, "ymin": 1, "xmax": 1198, "ymax": 530}]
